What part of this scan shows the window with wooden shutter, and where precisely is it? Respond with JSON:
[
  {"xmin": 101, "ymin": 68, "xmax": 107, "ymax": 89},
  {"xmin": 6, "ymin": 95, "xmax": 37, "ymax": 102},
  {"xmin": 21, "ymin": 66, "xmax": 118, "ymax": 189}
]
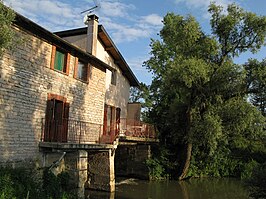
[{"xmin": 50, "ymin": 45, "xmax": 70, "ymax": 75}]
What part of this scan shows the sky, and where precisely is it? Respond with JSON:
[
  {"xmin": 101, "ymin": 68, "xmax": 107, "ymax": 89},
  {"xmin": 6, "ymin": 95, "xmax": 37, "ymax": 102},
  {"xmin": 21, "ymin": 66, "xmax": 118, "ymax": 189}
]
[{"xmin": 3, "ymin": 0, "xmax": 266, "ymax": 85}]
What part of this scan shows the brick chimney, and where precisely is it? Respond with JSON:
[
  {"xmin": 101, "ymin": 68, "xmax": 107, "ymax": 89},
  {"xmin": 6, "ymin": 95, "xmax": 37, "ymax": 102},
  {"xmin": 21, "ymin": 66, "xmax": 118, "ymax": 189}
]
[{"xmin": 85, "ymin": 14, "xmax": 99, "ymax": 56}]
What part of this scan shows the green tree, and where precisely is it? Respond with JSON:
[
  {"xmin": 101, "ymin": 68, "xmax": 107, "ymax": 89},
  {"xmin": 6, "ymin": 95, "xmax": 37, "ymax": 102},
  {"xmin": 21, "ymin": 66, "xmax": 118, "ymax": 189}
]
[
  {"xmin": 0, "ymin": 1, "xmax": 15, "ymax": 56},
  {"xmin": 145, "ymin": 3, "xmax": 266, "ymax": 180},
  {"xmin": 245, "ymin": 59, "xmax": 266, "ymax": 116},
  {"xmin": 129, "ymin": 82, "xmax": 153, "ymax": 122}
]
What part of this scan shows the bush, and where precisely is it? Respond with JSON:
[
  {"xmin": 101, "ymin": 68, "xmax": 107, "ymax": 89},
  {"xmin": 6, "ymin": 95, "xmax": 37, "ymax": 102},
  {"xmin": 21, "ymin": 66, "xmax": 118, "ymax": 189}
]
[
  {"xmin": 0, "ymin": 167, "xmax": 75, "ymax": 199},
  {"xmin": 0, "ymin": 167, "xmax": 44, "ymax": 199},
  {"xmin": 146, "ymin": 147, "xmax": 174, "ymax": 180},
  {"xmin": 43, "ymin": 168, "xmax": 75, "ymax": 199},
  {"xmin": 246, "ymin": 163, "xmax": 266, "ymax": 199}
]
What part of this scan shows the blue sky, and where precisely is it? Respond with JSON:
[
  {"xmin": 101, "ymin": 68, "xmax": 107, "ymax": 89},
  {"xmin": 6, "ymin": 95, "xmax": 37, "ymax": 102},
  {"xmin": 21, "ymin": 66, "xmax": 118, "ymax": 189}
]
[{"xmin": 3, "ymin": 0, "xmax": 266, "ymax": 85}]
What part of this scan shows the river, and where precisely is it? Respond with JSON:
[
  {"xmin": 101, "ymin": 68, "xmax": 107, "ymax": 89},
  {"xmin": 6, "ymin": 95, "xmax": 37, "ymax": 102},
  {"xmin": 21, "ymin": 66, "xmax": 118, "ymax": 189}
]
[{"xmin": 86, "ymin": 178, "xmax": 249, "ymax": 199}]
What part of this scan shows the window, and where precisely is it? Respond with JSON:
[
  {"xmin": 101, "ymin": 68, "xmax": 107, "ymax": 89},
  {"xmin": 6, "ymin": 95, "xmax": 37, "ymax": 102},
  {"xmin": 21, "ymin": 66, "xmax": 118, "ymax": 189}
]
[
  {"xmin": 74, "ymin": 58, "xmax": 89, "ymax": 82},
  {"xmin": 111, "ymin": 70, "xmax": 116, "ymax": 85},
  {"xmin": 50, "ymin": 46, "xmax": 70, "ymax": 75}
]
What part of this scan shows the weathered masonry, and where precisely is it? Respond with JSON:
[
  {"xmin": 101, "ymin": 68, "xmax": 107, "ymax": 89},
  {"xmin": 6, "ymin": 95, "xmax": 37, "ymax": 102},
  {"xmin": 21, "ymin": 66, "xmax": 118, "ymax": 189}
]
[{"xmin": 0, "ymin": 9, "xmax": 158, "ymax": 198}]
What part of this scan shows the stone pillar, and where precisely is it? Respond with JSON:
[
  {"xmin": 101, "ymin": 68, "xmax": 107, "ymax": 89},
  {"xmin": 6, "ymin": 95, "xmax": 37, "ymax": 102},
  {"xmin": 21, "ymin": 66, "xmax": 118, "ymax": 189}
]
[
  {"xmin": 87, "ymin": 149, "xmax": 115, "ymax": 192},
  {"xmin": 64, "ymin": 150, "xmax": 88, "ymax": 199},
  {"xmin": 77, "ymin": 150, "xmax": 88, "ymax": 198}
]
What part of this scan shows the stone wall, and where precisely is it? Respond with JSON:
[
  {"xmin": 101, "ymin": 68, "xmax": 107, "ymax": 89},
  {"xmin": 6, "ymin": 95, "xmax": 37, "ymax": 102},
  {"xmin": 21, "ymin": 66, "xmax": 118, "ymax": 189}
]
[
  {"xmin": 87, "ymin": 150, "xmax": 115, "ymax": 192},
  {"xmin": 115, "ymin": 144, "xmax": 151, "ymax": 180},
  {"xmin": 0, "ymin": 26, "xmax": 106, "ymax": 165},
  {"xmin": 97, "ymin": 39, "xmax": 131, "ymax": 119},
  {"xmin": 61, "ymin": 32, "xmax": 131, "ymax": 119}
]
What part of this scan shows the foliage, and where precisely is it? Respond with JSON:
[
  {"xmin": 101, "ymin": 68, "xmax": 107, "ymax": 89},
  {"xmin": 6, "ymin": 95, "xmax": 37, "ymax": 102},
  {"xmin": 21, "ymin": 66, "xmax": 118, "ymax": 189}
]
[
  {"xmin": 146, "ymin": 147, "xmax": 174, "ymax": 180},
  {"xmin": 43, "ymin": 168, "xmax": 75, "ymax": 199},
  {"xmin": 246, "ymin": 163, "xmax": 266, "ymax": 199},
  {"xmin": 129, "ymin": 82, "xmax": 154, "ymax": 122},
  {"xmin": 0, "ymin": 167, "xmax": 44, "ymax": 199},
  {"xmin": 0, "ymin": 167, "xmax": 75, "ymax": 199},
  {"xmin": 144, "ymin": 2, "xmax": 266, "ymax": 179},
  {"xmin": 245, "ymin": 59, "xmax": 266, "ymax": 116},
  {"xmin": 0, "ymin": 1, "xmax": 15, "ymax": 56}
]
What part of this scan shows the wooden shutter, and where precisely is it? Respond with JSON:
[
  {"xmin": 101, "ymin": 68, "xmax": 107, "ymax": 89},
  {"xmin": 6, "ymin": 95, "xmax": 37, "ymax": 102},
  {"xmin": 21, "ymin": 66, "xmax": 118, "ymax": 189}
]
[
  {"xmin": 44, "ymin": 99, "xmax": 54, "ymax": 142},
  {"xmin": 62, "ymin": 102, "xmax": 69, "ymax": 142},
  {"xmin": 54, "ymin": 101, "xmax": 63, "ymax": 142},
  {"xmin": 110, "ymin": 107, "xmax": 115, "ymax": 136},
  {"xmin": 50, "ymin": 46, "xmax": 56, "ymax": 70},
  {"xmin": 115, "ymin": 108, "xmax": 121, "ymax": 136},
  {"xmin": 103, "ymin": 104, "xmax": 108, "ymax": 135},
  {"xmin": 65, "ymin": 53, "xmax": 70, "ymax": 75},
  {"xmin": 74, "ymin": 57, "xmax": 78, "ymax": 78},
  {"xmin": 86, "ymin": 64, "xmax": 90, "ymax": 83}
]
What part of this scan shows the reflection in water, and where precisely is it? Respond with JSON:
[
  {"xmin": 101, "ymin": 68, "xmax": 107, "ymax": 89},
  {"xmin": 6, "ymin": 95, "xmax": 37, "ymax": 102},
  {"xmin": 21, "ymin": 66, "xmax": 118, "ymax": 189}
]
[{"xmin": 85, "ymin": 178, "xmax": 249, "ymax": 199}]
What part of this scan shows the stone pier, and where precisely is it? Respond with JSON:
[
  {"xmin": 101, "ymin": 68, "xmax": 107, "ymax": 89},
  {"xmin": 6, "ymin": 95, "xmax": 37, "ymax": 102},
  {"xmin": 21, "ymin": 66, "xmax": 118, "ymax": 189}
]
[
  {"xmin": 115, "ymin": 144, "xmax": 152, "ymax": 179},
  {"xmin": 87, "ymin": 149, "xmax": 115, "ymax": 192}
]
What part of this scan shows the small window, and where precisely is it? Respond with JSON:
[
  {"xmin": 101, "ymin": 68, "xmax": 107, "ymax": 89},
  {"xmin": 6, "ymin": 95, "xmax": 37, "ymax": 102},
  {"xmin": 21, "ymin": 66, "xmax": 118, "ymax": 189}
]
[
  {"xmin": 111, "ymin": 70, "xmax": 116, "ymax": 85},
  {"xmin": 74, "ymin": 58, "xmax": 89, "ymax": 82},
  {"xmin": 54, "ymin": 50, "xmax": 66, "ymax": 72},
  {"xmin": 50, "ymin": 46, "xmax": 70, "ymax": 75},
  {"xmin": 77, "ymin": 61, "xmax": 88, "ymax": 81}
]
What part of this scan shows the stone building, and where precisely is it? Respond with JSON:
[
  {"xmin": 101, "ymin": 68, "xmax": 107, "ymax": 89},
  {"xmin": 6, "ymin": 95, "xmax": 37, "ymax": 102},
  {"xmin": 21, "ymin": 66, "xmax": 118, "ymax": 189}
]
[{"xmin": 0, "ymin": 11, "xmax": 140, "ymax": 195}]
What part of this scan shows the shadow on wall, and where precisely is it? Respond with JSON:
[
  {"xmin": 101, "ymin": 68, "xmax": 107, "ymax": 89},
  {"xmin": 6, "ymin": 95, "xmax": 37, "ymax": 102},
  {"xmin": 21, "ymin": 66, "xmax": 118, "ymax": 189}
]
[
  {"xmin": 0, "ymin": 27, "xmax": 103, "ymax": 165},
  {"xmin": 0, "ymin": 29, "xmax": 49, "ymax": 165}
]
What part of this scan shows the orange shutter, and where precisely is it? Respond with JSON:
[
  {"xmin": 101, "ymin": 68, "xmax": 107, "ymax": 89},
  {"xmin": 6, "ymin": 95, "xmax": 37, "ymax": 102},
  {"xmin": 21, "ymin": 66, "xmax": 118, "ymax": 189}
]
[
  {"xmin": 74, "ymin": 57, "xmax": 78, "ymax": 78},
  {"xmin": 65, "ymin": 53, "xmax": 71, "ymax": 75},
  {"xmin": 50, "ymin": 45, "xmax": 56, "ymax": 70},
  {"xmin": 86, "ymin": 64, "xmax": 91, "ymax": 82},
  {"xmin": 62, "ymin": 102, "xmax": 70, "ymax": 142}
]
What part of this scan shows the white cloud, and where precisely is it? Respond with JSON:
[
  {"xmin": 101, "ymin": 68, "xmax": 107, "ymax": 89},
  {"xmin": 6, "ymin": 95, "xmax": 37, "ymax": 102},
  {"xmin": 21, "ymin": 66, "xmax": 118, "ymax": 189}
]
[
  {"xmin": 3, "ymin": 0, "xmax": 162, "ymax": 43},
  {"xmin": 113, "ymin": 27, "xmax": 151, "ymax": 43},
  {"xmin": 175, "ymin": 0, "xmax": 233, "ymax": 18},
  {"xmin": 141, "ymin": 14, "xmax": 163, "ymax": 26},
  {"xmin": 99, "ymin": 1, "xmax": 135, "ymax": 18},
  {"xmin": 128, "ymin": 56, "xmax": 149, "ymax": 72},
  {"xmin": 3, "ymin": 0, "xmax": 84, "ymax": 31}
]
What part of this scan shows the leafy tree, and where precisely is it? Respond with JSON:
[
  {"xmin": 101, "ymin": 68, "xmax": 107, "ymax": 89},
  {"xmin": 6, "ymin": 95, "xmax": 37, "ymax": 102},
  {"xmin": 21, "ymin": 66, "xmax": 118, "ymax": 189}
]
[
  {"xmin": 0, "ymin": 1, "xmax": 15, "ymax": 56},
  {"xmin": 144, "ymin": 3, "xmax": 266, "ymax": 180},
  {"xmin": 245, "ymin": 59, "xmax": 266, "ymax": 116},
  {"xmin": 129, "ymin": 82, "xmax": 153, "ymax": 122}
]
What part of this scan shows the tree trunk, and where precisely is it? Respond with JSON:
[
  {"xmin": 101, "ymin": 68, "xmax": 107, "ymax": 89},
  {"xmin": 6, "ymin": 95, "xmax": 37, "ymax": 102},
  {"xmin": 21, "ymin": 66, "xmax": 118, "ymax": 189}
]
[{"xmin": 177, "ymin": 143, "xmax": 192, "ymax": 180}]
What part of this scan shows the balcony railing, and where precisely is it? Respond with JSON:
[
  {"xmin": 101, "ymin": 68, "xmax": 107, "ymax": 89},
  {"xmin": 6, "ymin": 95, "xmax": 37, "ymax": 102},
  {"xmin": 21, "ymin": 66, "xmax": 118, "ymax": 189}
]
[
  {"xmin": 41, "ymin": 118, "xmax": 106, "ymax": 144},
  {"xmin": 40, "ymin": 118, "xmax": 157, "ymax": 145},
  {"xmin": 120, "ymin": 118, "xmax": 157, "ymax": 139}
]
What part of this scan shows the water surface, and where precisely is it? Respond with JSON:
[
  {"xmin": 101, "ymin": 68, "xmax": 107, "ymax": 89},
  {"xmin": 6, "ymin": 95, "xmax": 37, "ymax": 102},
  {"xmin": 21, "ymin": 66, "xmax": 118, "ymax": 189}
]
[{"xmin": 86, "ymin": 178, "xmax": 249, "ymax": 199}]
